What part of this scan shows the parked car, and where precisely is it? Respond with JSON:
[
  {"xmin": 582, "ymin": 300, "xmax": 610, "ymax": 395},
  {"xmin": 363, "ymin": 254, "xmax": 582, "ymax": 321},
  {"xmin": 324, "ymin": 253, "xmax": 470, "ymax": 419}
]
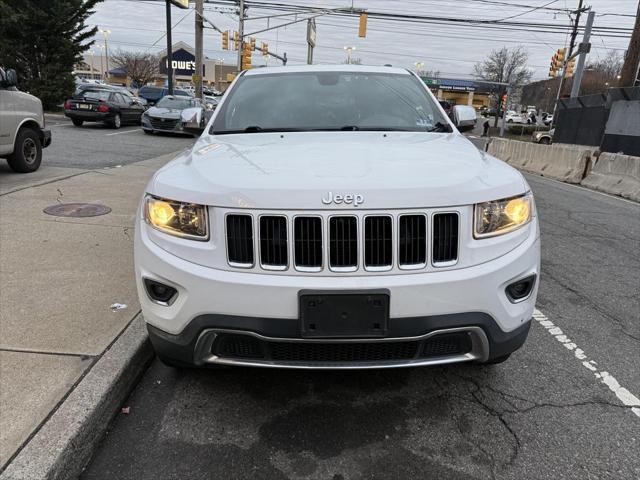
[
  {"xmin": 136, "ymin": 65, "xmax": 540, "ymax": 370},
  {"xmin": 504, "ymin": 110, "xmax": 526, "ymax": 124},
  {"xmin": 204, "ymin": 95, "xmax": 219, "ymax": 111},
  {"xmin": 141, "ymin": 95, "xmax": 202, "ymax": 135},
  {"xmin": 526, "ymin": 105, "xmax": 537, "ymax": 115},
  {"xmin": 64, "ymin": 87, "xmax": 145, "ymax": 128},
  {"xmin": 532, "ymin": 128, "xmax": 554, "ymax": 145},
  {"xmin": 0, "ymin": 67, "xmax": 51, "ymax": 172},
  {"xmin": 481, "ymin": 107, "xmax": 502, "ymax": 118},
  {"xmin": 74, "ymin": 84, "xmax": 147, "ymax": 107},
  {"xmin": 450, "ymin": 104, "xmax": 477, "ymax": 131},
  {"xmin": 542, "ymin": 114, "xmax": 553, "ymax": 126},
  {"xmin": 138, "ymin": 86, "xmax": 193, "ymax": 106}
]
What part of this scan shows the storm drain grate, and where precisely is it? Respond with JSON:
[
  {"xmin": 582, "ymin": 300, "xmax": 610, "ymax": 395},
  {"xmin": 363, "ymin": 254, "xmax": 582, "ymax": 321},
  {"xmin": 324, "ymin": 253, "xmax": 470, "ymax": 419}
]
[{"xmin": 43, "ymin": 203, "xmax": 111, "ymax": 217}]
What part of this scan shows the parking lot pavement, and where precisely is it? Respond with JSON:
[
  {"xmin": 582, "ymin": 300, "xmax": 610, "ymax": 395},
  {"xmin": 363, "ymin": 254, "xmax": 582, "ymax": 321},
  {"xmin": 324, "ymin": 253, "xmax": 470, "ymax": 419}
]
[
  {"xmin": 44, "ymin": 115, "xmax": 195, "ymax": 169},
  {"xmin": 81, "ymin": 175, "xmax": 640, "ymax": 479}
]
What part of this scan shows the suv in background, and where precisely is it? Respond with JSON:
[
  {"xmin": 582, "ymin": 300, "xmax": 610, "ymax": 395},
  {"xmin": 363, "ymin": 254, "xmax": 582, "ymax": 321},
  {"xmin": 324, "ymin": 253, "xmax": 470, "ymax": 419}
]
[
  {"xmin": 138, "ymin": 86, "xmax": 193, "ymax": 106},
  {"xmin": 0, "ymin": 67, "xmax": 51, "ymax": 173}
]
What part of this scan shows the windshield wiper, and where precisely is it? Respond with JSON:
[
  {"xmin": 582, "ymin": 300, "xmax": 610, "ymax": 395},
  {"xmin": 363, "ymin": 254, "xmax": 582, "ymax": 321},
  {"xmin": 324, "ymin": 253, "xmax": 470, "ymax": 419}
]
[{"xmin": 427, "ymin": 122, "xmax": 453, "ymax": 133}]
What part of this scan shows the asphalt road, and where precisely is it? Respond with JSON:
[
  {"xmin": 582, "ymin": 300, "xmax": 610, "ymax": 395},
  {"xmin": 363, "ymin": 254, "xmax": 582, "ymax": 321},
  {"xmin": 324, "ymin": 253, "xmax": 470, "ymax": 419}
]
[{"xmin": 81, "ymin": 172, "xmax": 640, "ymax": 479}]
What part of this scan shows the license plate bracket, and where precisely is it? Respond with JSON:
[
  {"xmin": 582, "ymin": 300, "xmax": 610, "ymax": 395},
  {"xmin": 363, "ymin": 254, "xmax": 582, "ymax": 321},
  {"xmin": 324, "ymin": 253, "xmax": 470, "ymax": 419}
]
[{"xmin": 299, "ymin": 289, "xmax": 390, "ymax": 338}]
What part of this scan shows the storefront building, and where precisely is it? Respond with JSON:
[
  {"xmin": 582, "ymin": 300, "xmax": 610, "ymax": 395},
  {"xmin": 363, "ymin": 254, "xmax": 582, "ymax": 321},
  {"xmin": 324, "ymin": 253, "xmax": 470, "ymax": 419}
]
[{"xmin": 421, "ymin": 77, "xmax": 493, "ymax": 110}]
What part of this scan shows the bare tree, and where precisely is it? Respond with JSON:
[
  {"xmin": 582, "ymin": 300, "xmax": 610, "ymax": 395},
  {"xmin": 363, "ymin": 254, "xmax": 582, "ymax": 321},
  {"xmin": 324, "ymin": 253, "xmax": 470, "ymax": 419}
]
[
  {"xmin": 581, "ymin": 50, "xmax": 624, "ymax": 94},
  {"xmin": 473, "ymin": 46, "xmax": 533, "ymax": 126},
  {"xmin": 110, "ymin": 50, "xmax": 159, "ymax": 88}
]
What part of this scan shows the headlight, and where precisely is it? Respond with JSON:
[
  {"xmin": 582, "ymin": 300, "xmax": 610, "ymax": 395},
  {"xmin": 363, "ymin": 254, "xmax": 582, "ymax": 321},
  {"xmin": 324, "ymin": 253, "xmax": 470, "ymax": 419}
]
[
  {"xmin": 474, "ymin": 193, "xmax": 533, "ymax": 238},
  {"xmin": 144, "ymin": 195, "xmax": 208, "ymax": 241}
]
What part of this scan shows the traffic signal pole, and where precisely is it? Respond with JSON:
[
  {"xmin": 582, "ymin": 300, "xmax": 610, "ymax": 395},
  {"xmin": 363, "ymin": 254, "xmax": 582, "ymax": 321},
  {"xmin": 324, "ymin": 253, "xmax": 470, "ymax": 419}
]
[
  {"xmin": 165, "ymin": 0, "xmax": 173, "ymax": 95},
  {"xmin": 237, "ymin": 0, "xmax": 245, "ymax": 72},
  {"xmin": 570, "ymin": 10, "xmax": 595, "ymax": 98},
  {"xmin": 195, "ymin": 0, "xmax": 204, "ymax": 100}
]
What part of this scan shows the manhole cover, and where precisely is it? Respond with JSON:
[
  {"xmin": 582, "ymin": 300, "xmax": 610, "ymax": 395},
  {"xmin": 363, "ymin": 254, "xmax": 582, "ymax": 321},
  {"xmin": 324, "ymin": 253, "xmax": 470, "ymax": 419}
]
[{"xmin": 43, "ymin": 203, "xmax": 111, "ymax": 218}]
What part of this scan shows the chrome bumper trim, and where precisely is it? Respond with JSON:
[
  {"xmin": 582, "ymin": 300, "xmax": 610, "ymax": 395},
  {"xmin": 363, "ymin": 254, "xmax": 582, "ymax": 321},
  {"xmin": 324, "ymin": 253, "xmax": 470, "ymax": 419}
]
[{"xmin": 193, "ymin": 326, "xmax": 490, "ymax": 370}]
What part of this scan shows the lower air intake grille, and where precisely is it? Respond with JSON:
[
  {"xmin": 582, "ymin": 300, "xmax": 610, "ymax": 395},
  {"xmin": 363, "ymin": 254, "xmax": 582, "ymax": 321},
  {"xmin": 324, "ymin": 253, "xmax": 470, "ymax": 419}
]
[
  {"xmin": 364, "ymin": 216, "xmax": 392, "ymax": 269},
  {"xmin": 226, "ymin": 215, "xmax": 254, "ymax": 266},
  {"xmin": 259, "ymin": 216, "xmax": 288, "ymax": 268},
  {"xmin": 270, "ymin": 342, "xmax": 418, "ymax": 362},
  {"xmin": 432, "ymin": 213, "xmax": 459, "ymax": 265},
  {"xmin": 422, "ymin": 333, "xmax": 472, "ymax": 357},
  {"xmin": 214, "ymin": 335, "xmax": 263, "ymax": 359},
  {"xmin": 399, "ymin": 215, "xmax": 426, "ymax": 267},
  {"xmin": 294, "ymin": 217, "xmax": 322, "ymax": 270},
  {"xmin": 329, "ymin": 216, "xmax": 358, "ymax": 270}
]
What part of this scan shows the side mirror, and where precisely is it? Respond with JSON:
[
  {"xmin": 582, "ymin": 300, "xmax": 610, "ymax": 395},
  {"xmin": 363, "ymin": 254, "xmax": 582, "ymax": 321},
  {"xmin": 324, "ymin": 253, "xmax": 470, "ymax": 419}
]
[
  {"xmin": 1, "ymin": 68, "xmax": 17, "ymax": 87},
  {"xmin": 181, "ymin": 107, "xmax": 206, "ymax": 136}
]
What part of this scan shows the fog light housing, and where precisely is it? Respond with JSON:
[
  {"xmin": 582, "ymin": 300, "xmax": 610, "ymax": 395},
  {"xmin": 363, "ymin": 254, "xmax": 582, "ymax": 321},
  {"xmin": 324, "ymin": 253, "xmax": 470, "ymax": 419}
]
[
  {"xmin": 505, "ymin": 275, "xmax": 536, "ymax": 303},
  {"xmin": 144, "ymin": 278, "xmax": 178, "ymax": 305}
]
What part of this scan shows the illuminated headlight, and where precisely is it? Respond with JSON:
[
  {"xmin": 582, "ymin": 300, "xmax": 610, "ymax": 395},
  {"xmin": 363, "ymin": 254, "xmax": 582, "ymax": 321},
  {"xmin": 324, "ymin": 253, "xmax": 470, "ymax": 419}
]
[
  {"xmin": 474, "ymin": 193, "xmax": 533, "ymax": 238},
  {"xmin": 144, "ymin": 195, "xmax": 208, "ymax": 240}
]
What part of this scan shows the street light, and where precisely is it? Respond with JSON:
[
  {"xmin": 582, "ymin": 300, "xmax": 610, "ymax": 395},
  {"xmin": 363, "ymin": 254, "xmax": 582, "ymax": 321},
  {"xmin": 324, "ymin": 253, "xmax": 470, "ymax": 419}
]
[
  {"xmin": 98, "ymin": 28, "xmax": 111, "ymax": 78},
  {"xmin": 344, "ymin": 46, "xmax": 355, "ymax": 64},
  {"xmin": 414, "ymin": 62, "xmax": 424, "ymax": 74},
  {"xmin": 95, "ymin": 44, "xmax": 105, "ymax": 81}
]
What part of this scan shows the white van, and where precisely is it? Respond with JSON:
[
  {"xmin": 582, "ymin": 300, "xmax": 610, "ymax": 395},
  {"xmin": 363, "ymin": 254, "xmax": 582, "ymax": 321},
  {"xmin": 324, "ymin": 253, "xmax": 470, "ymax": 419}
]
[{"xmin": 451, "ymin": 105, "xmax": 477, "ymax": 131}]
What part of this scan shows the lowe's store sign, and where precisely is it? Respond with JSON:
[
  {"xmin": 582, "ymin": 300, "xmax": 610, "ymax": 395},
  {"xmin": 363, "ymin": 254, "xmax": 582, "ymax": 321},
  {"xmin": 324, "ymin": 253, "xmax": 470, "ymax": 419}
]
[{"xmin": 160, "ymin": 48, "xmax": 204, "ymax": 77}]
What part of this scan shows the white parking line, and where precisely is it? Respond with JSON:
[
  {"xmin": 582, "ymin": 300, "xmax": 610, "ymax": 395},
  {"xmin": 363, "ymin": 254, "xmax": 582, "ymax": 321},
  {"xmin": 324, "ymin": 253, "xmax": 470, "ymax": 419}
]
[
  {"xmin": 533, "ymin": 308, "xmax": 640, "ymax": 418},
  {"xmin": 105, "ymin": 129, "xmax": 142, "ymax": 136}
]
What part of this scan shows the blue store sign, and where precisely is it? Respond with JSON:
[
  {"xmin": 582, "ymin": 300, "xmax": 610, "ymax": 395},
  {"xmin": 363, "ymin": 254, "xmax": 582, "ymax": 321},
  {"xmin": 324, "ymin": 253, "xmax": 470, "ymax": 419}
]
[{"xmin": 159, "ymin": 48, "xmax": 205, "ymax": 77}]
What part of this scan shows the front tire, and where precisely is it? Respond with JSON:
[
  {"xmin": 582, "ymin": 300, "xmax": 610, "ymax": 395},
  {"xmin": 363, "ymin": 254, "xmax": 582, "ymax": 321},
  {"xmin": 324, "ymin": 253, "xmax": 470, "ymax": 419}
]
[
  {"xmin": 143, "ymin": 129, "xmax": 154, "ymax": 135},
  {"xmin": 539, "ymin": 137, "xmax": 551, "ymax": 145},
  {"xmin": 72, "ymin": 119, "xmax": 83, "ymax": 127},
  {"xmin": 7, "ymin": 128, "xmax": 42, "ymax": 173}
]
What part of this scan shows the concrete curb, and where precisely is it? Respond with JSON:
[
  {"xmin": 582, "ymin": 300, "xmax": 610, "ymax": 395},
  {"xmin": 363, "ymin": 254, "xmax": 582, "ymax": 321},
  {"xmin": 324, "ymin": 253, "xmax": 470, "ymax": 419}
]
[
  {"xmin": 0, "ymin": 315, "xmax": 153, "ymax": 480},
  {"xmin": 581, "ymin": 152, "xmax": 640, "ymax": 202}
]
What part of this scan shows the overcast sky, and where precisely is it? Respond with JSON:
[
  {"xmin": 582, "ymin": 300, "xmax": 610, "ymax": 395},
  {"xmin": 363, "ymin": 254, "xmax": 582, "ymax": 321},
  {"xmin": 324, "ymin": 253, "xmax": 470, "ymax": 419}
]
[{"xmin": 87, "ymin": 0, "xmax": 636, "ymax": 80}]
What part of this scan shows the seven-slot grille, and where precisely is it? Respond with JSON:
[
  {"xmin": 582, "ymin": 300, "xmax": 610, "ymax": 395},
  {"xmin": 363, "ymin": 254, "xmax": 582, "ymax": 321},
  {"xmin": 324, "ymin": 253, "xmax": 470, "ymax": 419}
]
[{"xmin": 225, "ymin": 213, "xmax": 459, "ymax": 271}]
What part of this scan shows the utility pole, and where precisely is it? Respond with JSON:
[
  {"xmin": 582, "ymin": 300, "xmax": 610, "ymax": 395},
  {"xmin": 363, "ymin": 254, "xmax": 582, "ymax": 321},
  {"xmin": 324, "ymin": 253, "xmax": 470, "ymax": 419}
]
[
  {"xmin": 570, "ymin": 10, "xmax": 595, "ymax": 98},
  {"xmin": 237, "ymin": 0, "xmax": 245, "ymax": 72},
  {"xmin": 306, "ymin": 18, "xmax": 316, "ymax": 65},
  {"xmin": 552, "ymin": 0, "xmax": 585, "ymax": 115},
  {"xmin": 618, "ymin": 2, "xmax": 640, "ymax": 87},
  {"xmin": 165, "ymin": 0, "xmax": 174, "ymax": 94},
  {"xmin": 195, "ymin": 0, "xmax": 204, "ymax": 99}
]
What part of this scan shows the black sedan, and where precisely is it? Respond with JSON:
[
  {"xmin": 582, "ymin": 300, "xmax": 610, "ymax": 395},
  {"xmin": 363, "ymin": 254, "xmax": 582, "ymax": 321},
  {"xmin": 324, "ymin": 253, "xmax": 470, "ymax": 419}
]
[{"xmin": 64, "ymin": 88, "xmax": 145, "ymax": 128}]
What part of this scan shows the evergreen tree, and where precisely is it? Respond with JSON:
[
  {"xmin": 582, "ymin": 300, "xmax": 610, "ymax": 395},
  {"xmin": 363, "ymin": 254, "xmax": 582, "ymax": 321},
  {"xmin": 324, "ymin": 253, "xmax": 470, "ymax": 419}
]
[{"xmin": 0, "ymin": 0, "xmax": 102, "ymax": 109}]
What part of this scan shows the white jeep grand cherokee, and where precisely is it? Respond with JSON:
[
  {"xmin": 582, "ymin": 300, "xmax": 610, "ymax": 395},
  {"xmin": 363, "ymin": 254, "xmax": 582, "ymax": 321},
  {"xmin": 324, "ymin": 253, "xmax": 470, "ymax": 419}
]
[{"xmin": 135, "ymin": 65, "xmax": 540, "ymax": 369}]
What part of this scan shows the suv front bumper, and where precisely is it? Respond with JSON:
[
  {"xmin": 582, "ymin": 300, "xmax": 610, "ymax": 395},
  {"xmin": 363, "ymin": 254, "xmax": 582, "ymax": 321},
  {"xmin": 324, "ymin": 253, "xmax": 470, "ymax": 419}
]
[{"xmin": 136, "ymin": 221, "xmax": 539, "ymax": 368}]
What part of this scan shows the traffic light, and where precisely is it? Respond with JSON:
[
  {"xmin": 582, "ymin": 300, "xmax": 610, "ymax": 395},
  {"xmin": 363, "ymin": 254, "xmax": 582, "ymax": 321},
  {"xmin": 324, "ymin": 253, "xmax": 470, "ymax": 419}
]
[
  {"xmin": 565, "ymin": 56, "xmax": 577, "ymax": 77},
  {"xmin": 221, "ymin": 31, "xmax": 229, "ymax": 50},
  {"xmin": 241, "ymin": 42, "xmax": 252, "ymax": 70},
  {"xmin": 551, "ymin": 47, "xmax": 566, "ymax": 71},
  {"xmin": 261, "ymin": 42, "xmax": 268, "ymax": 55},
  {"xmin": 233, "ymin": 31, "xmax": 239, "ymax": 50},
  {"xmin": 358, "ymin": 13, "xmax": 368, "ymax": 38},
  {"xmin": 548, "ymin": 61, "xmax": 556, "ymax": 78},
  {"xmin": 250, "ymin": 37, "xmax": 256, "ymax": 51},
  {"xmin": 500, "ymin": 94, "xmax": 507, "ymax": 110}
]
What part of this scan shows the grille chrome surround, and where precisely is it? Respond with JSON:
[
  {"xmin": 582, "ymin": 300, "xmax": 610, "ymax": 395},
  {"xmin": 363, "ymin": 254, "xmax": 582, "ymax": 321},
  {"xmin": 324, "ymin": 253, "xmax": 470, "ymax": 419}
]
[
  {"xmin": 225, "ymin": 214, "xmax": 254, "ymax": 268},
  {"xmin": 432, "ymin": 212, "xmax": 460, "ymax": 267},
  {"xmin": 398, "ymin": 214, "xmax": 427, "ymax": 270},
  {"xmin": 329, "ymin": 216, "xmax": 358, "ymax": 272},
  {"xmin": 364, "ymin": 215, "xmax": 393, "ymax": 271},
  {"xmin": 294, "ymin": 216, "xmax": 323, "ymax": 272},
  {"xmin": 149, "ymin": 117, "xmax": 179, "ymax": 130},
  {"xmin": 222, "ymin": 210, "xmax": 461, "ymax": 274},
  {"xmin": 259, "ymin": 215, "xmax": 288, "ymax": 270}
]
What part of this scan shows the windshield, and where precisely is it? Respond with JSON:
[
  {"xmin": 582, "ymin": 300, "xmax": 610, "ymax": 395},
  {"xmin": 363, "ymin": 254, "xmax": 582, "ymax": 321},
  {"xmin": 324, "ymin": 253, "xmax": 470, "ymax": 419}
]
[
  {"xmin": 156, "ymin": 97, "xmax": 195, "ymax": 109},
  {"xmin": 83, "ymin": 91, "xmax": 111, "ymax": 101},
  {"xmin": 211, "ymin": 71, "xmax": 450, "ymax": 134}
]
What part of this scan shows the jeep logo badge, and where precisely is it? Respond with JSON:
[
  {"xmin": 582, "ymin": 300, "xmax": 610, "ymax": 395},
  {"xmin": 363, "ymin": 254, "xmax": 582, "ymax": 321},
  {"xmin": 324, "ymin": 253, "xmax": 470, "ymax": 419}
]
[{"xmin": 321, "ymin": 192, "xmax": 364, "ymax": 207}]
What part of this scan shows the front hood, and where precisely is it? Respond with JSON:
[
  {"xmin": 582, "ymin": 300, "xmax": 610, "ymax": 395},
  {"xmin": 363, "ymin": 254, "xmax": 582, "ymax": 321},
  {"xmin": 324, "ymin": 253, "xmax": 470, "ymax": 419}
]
[
  {"xmin": 146, "ymin": 107, "xmax": 181, "ymax": 118},
  {"xmin": 149, "ymin": 132, "xmax": 528, "ymax": 209}
]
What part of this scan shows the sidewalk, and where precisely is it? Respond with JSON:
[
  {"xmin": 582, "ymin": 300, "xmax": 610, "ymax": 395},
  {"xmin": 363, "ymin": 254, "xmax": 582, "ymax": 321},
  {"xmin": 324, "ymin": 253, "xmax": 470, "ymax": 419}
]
[{"xmin": 0, "ymin": 152, "xmax": 177, "ymax": 468}]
